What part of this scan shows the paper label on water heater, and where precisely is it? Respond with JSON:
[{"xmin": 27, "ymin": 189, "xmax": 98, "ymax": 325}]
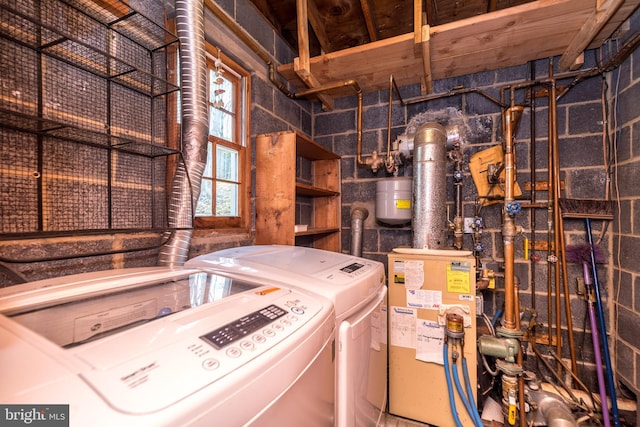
[
  {"xmin": 446, "ymin": 261, "xmax": 471, "ymax": 294},
  {"xmin": 393, "ymin": 260, "xmax": 424, "ymax": 290},
  {"xmin": 416, "ymin": 320, "xmax": 444, "ymax": 365},
  {"xmin": 390, "ymin": 306, "xmax": 416, "ymax": 348},
  {"xmin": 406, "ymin": 288, "xmax": 442, "ymax": 309}
]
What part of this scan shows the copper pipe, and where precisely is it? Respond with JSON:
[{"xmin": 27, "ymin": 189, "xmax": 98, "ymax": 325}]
[
  {"xmin": 502, "ymin": 122, "xmax": 515, "ymax": 329},
  {"xmin": 387, "ymin": 76, "xmax": 394, "ymax": 162},
  {"xmin": 548, "ymin": 74, "xmax": 578, "ymax": 376},
  {"xmin": 548, "ymin": 71, "xmax": 565, "ymax": 374},
  {"xmin": 529, "ymin": 63, "xmax": 538, "ymax": 313},
  {"xmin": 546, "ymin": 75, "xmax": 555, "ymax": 348},
  {"xmin": 514, "ymin": 277, "xmax": 526, "ymax": 427},
  {"xmin": 501, "ymin": 104, "xmax": 522, "ymax": 331}
]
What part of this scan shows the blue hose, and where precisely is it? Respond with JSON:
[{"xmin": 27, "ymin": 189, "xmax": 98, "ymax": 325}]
[
  {"xmin": 443, "ymin": 342, "xmax": 464, "ymax": 427},
  {"xmin": 463, "ymin": 357, "xmax": 484, "ymax": 427},
  {"xmin": 452, "ymin": 361, "xmax": 475, "ymax": 422},
  {"xmin": 491, "ymin": 308, "xmax": 503, "ymax": 328}
]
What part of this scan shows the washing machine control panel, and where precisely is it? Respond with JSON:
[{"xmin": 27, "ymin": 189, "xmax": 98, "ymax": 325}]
[
  {"xmin": 200, "ymin": 304, "xmax": 287, "ymax": 349},
  {"xmin": 77, "ymin": 287, "xmax": 329, "ymax": 414}
]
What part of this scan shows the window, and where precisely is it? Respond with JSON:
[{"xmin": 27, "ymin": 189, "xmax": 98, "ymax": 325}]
[{"xmin": 195, "ymin": 45, "xmax": 250, "ymax": 229}]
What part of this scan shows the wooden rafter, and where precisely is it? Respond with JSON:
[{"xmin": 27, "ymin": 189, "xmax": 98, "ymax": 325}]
[
  {"xmin": 559, "ymin": 0, "xmax": 625, "ymax": 71},
  {"xmin": 307, "ymin": 0, "xmax": 332, "ymax": 53},
  {"xmin": 360, "ymin": 0, "xmax": 378, "ymax": 42}
]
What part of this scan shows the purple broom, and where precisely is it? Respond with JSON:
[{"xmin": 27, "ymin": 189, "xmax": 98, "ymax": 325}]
[{"xmin": 566, "ymin": 243, "xmax": 610, "ymax": 426}]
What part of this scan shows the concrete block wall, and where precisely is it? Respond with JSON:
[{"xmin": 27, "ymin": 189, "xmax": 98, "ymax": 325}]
[
  {"xmin": 611, "ymin": 8, "xmax": 640, "ymax": 403},
  {"xmin": 311, "ymin": 51, "xmax": 624, "ymax": 392}
]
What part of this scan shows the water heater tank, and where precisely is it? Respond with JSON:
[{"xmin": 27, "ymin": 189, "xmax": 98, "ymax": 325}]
[{"xmin": 375, "ymin": 177, "xmax": 412, "ymax": 225}]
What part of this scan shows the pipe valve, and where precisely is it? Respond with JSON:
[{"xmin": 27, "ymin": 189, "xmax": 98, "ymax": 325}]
[
  {"xmin": 506, "ymin": 201, "xmax": 522, "ymax": 215},
  {"xmin": 477, "ymin": 335, "xmax": 520, "ymax": 363}
]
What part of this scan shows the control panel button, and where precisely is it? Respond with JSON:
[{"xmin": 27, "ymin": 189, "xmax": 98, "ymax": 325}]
[
  {"xmin": 252, "ymin": 334, "xmax": 267, "ymax": 344},
  {"xmin": 226, "ymin": 347, "xmax": 242, "ymax": 358},
  {"xmin": 240, "ymin": 341, "xmax": 255, "ymax": 351},
  {"xmin": 202, "ymin": 358, "xmax": 220, "ymax": 370}
]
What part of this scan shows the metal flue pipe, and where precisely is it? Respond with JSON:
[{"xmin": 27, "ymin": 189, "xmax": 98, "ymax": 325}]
[
  {"xmin": 350, "ymin": 207, "xmax": 369, "ymax": 257},
  {"xmin": 412, "ymin": 122, "xmax": 448, "ymax": 249}
]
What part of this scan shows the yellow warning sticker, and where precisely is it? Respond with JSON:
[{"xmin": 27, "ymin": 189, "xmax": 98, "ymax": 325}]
[
  {"xmin": 446, "ymin": 262, "xmax": 471, "ymax": 294},
  {"xmin": 395, "ymin": 199, "xmax": 411, "ymax": 209}
]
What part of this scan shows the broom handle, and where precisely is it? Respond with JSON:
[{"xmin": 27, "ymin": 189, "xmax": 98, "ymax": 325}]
[
  {"xmin": 586, "ymin": 218, "xmax": 620, "ymax": 426},
  {"xmin": 585, "ymin": 263, "xmax": 610, "ymax": 427}
]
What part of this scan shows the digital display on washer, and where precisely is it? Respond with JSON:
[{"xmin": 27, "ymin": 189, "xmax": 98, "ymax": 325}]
[
  {"xmin": 200, "ymin": 304, "xmax": 287, "ymax": 349},
  {"xmin": 340, "ymin": 262, "xmax": 365, "ymax": 274}
]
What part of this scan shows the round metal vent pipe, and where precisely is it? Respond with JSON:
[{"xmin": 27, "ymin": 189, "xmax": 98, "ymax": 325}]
[
  {"xmin": 412, "ymin": 122, "xmax": 448, "ymax": 249},
  {"xmin": 158, "ymin": 0, "xmax": 209, "ymax": 266},
  {"xmin": 350, "ymin": 207, "xmax": 369, "ymax": 257}
]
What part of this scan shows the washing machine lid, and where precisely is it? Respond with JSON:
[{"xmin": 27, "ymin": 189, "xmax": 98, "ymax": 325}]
[
  {"xmin": 186, "ymin": 245, "xmax": 386, "ymax": 318},
  {"xmin": 0, "ymin": 267, "xmax": 260, "ymax": 347},
  {"xmin": 0, "ymin": 267, "xmax": 333, "ymax": 416}
]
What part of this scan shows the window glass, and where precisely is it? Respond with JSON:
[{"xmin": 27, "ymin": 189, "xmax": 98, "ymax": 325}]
[{"xmin": 194, "ymin": 45, "xmax": 249, "ymax": 230}]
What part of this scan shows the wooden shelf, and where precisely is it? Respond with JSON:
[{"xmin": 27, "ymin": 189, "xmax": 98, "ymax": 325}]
[
  {"xmin": 278, "ymin": 0, "xmax": 640, "ymax": 99},
  {"xmin": 295, "ymin": 227, "xmax": 340, "ymax": 237},
  {"xmin": 296, "ymin": 183, "xmax": 339, "ymax": 197},
  {"xmin": 255, "ymin": 130, "xmax": 341, "ymax": 252}
]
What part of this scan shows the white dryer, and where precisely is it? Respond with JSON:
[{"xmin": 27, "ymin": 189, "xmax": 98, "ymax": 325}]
[
  {"xmin": 186, "ymin": 245, "xmax": 388, "ymax": 427},
  {"xmin": 0, "ymin": 267, "xmax": 335, "ymax": 427}
]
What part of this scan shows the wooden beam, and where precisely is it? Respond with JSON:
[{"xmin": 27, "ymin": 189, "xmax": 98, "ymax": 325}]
[
  {"xmin": 559, "ymin": 0, "xmax": 624, "ymax": 71},
  {"xmin": 296, "ymin": 0, "xmax": 310, "ymax": 72},
  {"xmin": 360, "ymin": 0, "xmax": 378, "ymax": 42},
  {"xmin": 414, "ymin": 0, "xmax": 423, "ymax": 45},
  {"xmin": 307, "ymin": 0, "xmax": 332, "ymax": 53},
  {"xmin": 419, "ymin": 25, "xmax": 433, "ymax": 94},
  {"xmin": 295, "ymin": 0, "xmax": 334, "ymax": 109},
  {"xmin": 294, "ymin": 57, "xmax": 335, "ymax": 110},
  {"xmin": 424, "ymin": 0, "xmax": 434, "ymax": 26},
  {"xmin": 278, "ymin": 0, "xmax": 626, "ymax": 97}
]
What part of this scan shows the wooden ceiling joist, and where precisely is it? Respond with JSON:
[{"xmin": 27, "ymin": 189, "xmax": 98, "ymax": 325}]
[
  {"xmin": 559, "ymin": 0, "xmax": 625, "ymax": 71},
  {"xmin": 279, "ymin": 0, "xmax": 640, "ymax": 100},
  {"xmin": 306, "ymin": 0, "xmax": 332, "ymax": 53},
  {"xmin": 295, "ymin": 0, "xmax": 335, "ymax": 110},
  {"xmin": 360, "ymin": 0, "xmax": 379, "ymax": 42}
]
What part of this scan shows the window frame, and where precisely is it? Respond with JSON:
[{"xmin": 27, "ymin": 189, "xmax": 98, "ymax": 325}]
[{"xmin": 194, "ymin": 44, "xmax": 251, "ymax": 230}]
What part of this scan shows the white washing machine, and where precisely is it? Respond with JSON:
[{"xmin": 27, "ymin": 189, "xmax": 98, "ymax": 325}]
[
  {"xmin": 186, "ymin": 245, "xmax": 388, "ymax": 427},
  {"xmin": 0, "ymin": 267, "xmax": 335, "ymax": 427}
]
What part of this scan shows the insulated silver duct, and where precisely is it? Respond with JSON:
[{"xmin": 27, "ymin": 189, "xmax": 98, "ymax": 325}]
[
  {"xmin": 528, "ymin": 390, "xmax": 577, "ymax": 427},
  {"xmin": 350, "ymin": 207, "xmax": 369, "ymax": 257},
  {"xmin": 412, "ymin": 122, "xmax": 448, "ymax": 249},
  {"xmin": 158, "ymin": 0, "xmax": 209, "ymax": 266}
]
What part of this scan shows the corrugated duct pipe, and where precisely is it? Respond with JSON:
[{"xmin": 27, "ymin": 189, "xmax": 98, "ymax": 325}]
[{"xmin": 158, "ymin": 0, "xmax": 209, "ymax": 266}]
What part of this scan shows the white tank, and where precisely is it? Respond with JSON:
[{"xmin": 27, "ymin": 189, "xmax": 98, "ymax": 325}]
[{"xmin": 375, "ymin": 177, "xmax": 412, "ymax": 225}]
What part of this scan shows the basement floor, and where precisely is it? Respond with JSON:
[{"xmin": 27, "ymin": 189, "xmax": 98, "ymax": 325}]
[{"xmin": 381, "ymin": 413, "xmax": 431, "ymax": 426}]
